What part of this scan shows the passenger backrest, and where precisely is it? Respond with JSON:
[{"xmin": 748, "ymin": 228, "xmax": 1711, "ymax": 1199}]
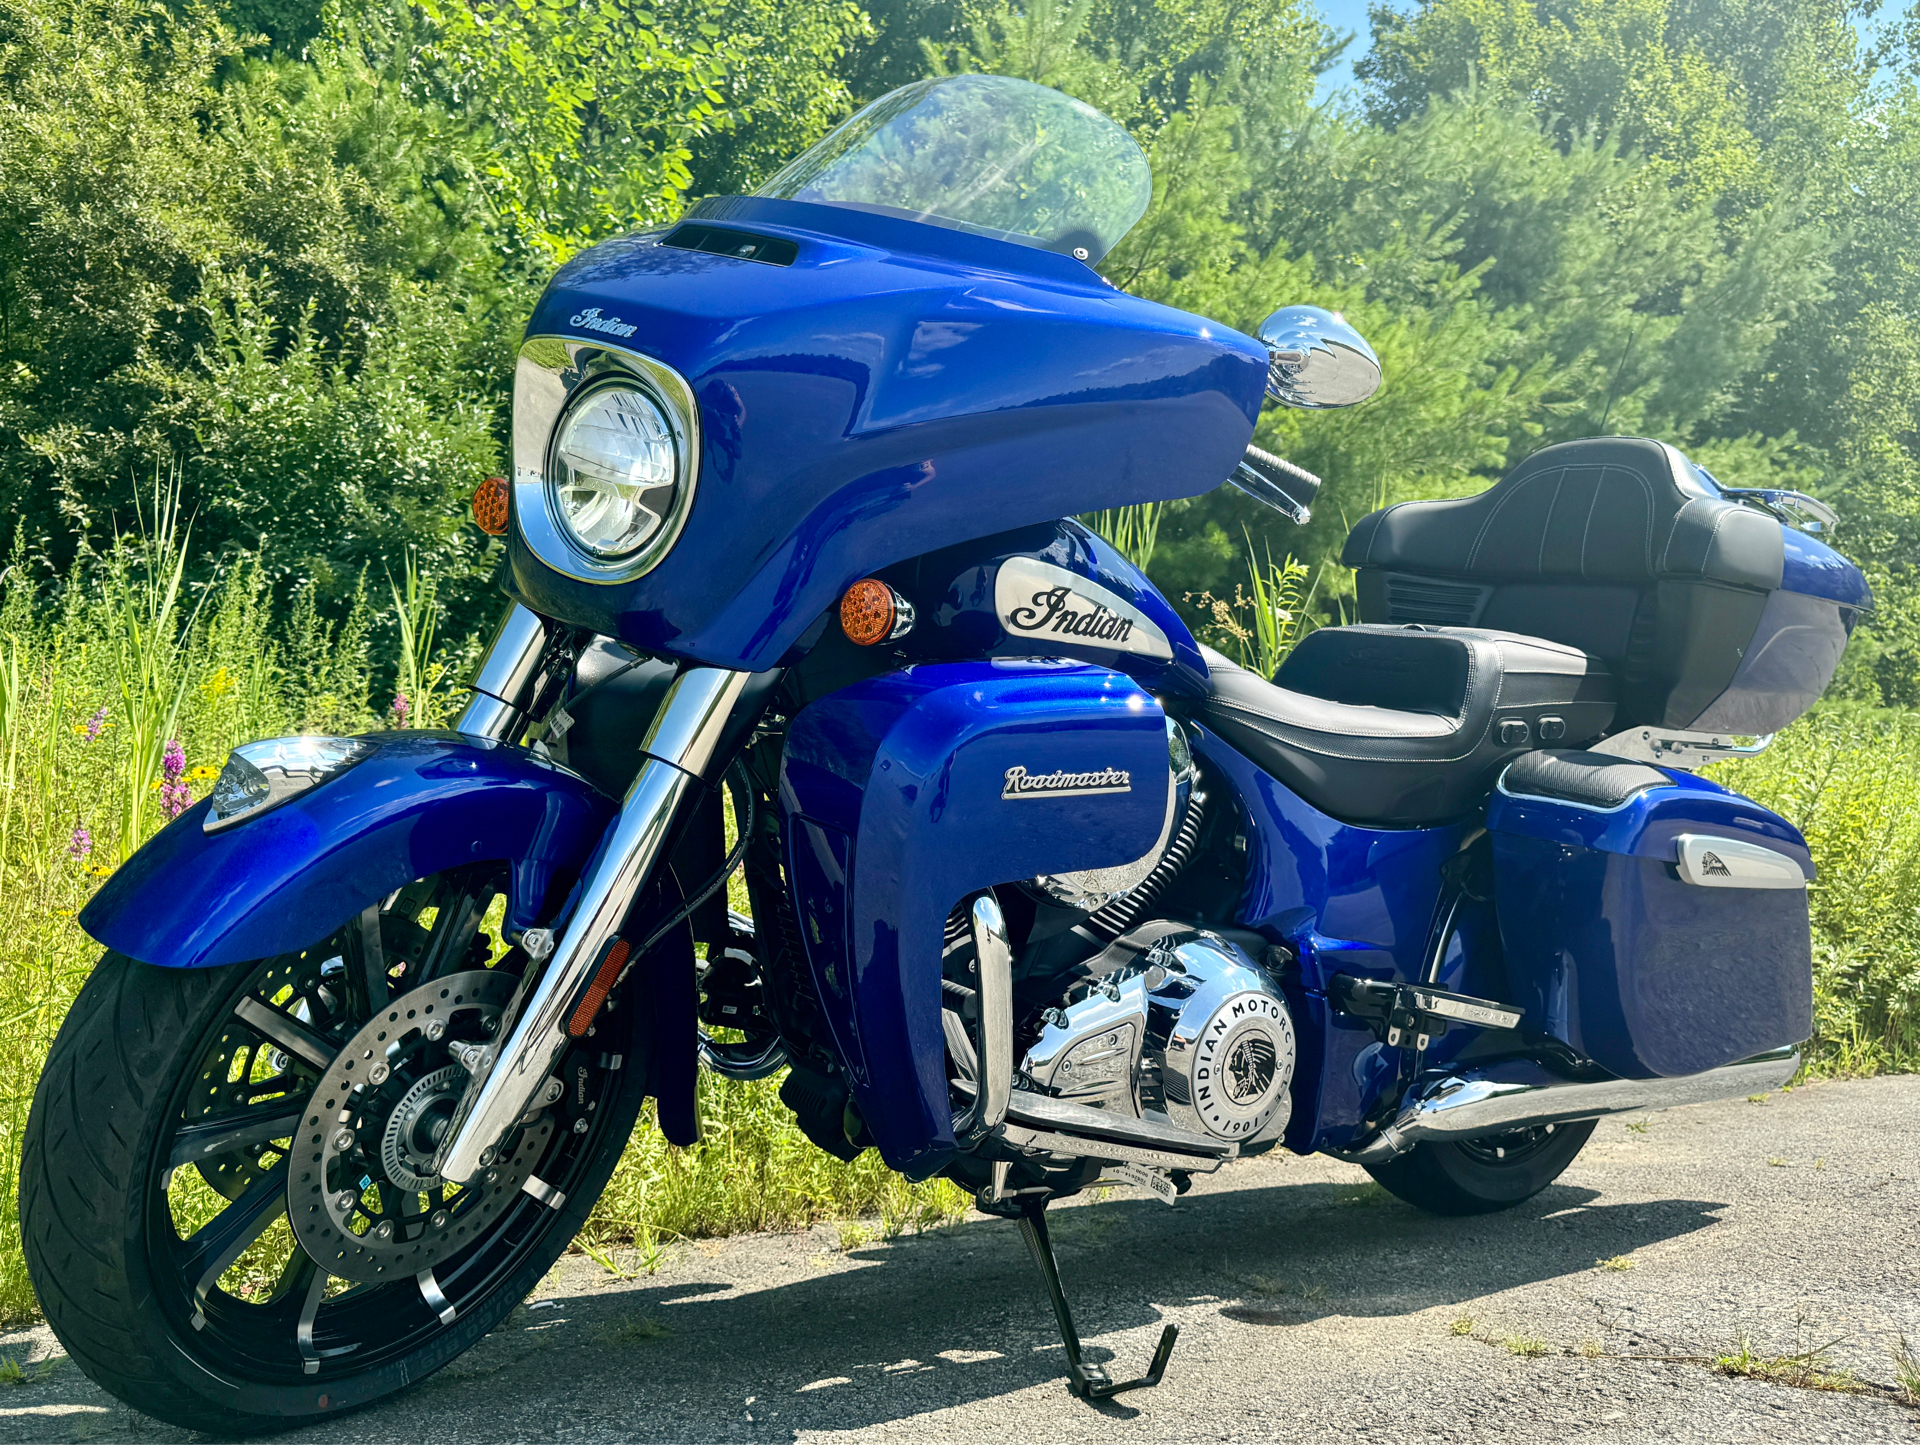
[{"xmin": 1342, "ymin": 437, "xmax": 1788, "ymax": 730}]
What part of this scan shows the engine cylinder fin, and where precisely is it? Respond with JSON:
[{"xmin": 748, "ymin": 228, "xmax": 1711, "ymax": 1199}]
[{"xmin": 1083, "ymin": 789, "xmax": 1207, "ymax": 942}]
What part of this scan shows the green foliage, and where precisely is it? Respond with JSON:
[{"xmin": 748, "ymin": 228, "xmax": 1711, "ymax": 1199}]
[
  {"xmin": 1081, "ymin": 501, "xmax": 1166, "ymax": 571},
  {"xmin": 1710, "ymin": 711, "xmax": 1920, "ymax": 1076},
  {"xmin": 399, "ymin": 0, "xmax": 865, "ymax": 258},
  {"xmin": 1185, "ymin": 534, "xmax": 1316, "ymax": 673}
]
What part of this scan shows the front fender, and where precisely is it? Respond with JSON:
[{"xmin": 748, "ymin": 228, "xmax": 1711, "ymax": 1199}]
[{"xmin": 81, "ymin": 732, "xmax": 617, "ymax": 969}]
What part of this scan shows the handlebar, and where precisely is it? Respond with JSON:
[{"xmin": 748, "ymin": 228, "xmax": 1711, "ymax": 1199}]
[{"xmin": 1227, "ymin": 443, "xmax": 1321, "ymax": 525}]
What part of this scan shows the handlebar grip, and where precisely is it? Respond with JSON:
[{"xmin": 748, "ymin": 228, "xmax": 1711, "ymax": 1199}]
[{"xmin": 1229, "ymin": 443, "xmax": 1321, "ymax": 524}]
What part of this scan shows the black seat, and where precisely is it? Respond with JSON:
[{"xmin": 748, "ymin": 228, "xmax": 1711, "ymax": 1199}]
[{"xmin": 1197, "ymin": 625, "xmax": 1616, "ymax": 827}]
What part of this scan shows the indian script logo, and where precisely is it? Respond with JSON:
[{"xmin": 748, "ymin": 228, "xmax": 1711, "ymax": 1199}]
[
  {"xmin": 992, "ymin": 556, "xmax": 1174, "ymax": 662},
  {"xmin": 1007, "ymin": 586, "xmax": 1136, "ymax": 644},
  {"xmin": 569, "ymin": 307, "xmax": 639, "ymax": 339},
  {"xmin": 1002, "ymin": 765, "xmax": 1133, "ymax": 800}
]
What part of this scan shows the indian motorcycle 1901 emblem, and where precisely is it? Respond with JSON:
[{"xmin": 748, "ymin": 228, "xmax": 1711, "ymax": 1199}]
[{"xmin": 993, "ymin": 556, "xmax": 1174, "ymax": 662}]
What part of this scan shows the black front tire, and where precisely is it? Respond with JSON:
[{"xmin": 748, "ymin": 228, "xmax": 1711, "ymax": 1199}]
[
  {"xmin": 1363, "ymin": 1119, "xmax": 1596, "ymax": 1216},
  {"xmin": 21, "ymin": 933, "xmax": 647, "ymax": 1435}
]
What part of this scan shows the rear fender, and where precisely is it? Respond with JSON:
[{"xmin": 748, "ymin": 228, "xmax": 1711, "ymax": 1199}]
[{"xmin": 80, "ymin": 731, "xmax": 617, "ymax": 969}]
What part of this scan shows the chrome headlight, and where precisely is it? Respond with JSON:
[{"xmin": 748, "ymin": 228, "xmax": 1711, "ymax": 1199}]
[
  {"xmin": 511, "ymin": 339, "xmax": 701, "ymax": 585},
  {"xmin": 549, "ymin": 382, "xmax": 681, "ymax": 558},
  {"xmin": 204, "ymin": 737, "xmax": 375, "ymax": 833}
]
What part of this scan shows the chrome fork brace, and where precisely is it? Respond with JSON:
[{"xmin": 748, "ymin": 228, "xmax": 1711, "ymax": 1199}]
[{"xmin": 434, "ymin": 664, "xmax": 751, "ymax": 1183}]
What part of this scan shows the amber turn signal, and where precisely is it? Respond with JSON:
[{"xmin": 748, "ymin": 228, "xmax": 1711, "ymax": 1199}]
[
  {"xmin": 841, "ymin": 578, "xmax": 916, "ymax": 646},
  {"xmin": 473, "ymin": 475, "xmax": 511, "ymax": 536}
]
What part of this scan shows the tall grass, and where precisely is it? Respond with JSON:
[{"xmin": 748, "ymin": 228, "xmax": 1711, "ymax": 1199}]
[
  {"xmin": 1709, "ymin": 709, "xmax": 1920, "ymax": 1076},
  {"xmin": 1082, "ymin": 501, "xmax": 1167, "ymax": 571},
  {"xmin": 0, "ymin": 530, "xmax": 960, "ymax": 1324},
  {"xmin": 1185, "ymin": 531, "xmax": 1319, "ymax": 675}
]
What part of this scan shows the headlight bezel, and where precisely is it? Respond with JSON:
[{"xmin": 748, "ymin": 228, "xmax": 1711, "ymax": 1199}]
[
  {"xmin": 511, "ymin": 337, "xmax": 702, "ymax": 585},
  {"xmin": 203, "ymin": 736, "xmax": 376, "ymax": 833}
]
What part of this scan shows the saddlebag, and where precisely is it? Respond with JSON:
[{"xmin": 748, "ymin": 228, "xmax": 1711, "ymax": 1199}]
[{"xmin": 1487, "ymin": 749, "xmax": 1814, "ymax": 1079}]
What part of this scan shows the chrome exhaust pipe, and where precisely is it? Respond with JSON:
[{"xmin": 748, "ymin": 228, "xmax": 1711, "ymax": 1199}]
[
  {"xmin": 1335, "ymin": 1047, "xmax": 1800, "ymax": 1165},
  {"xmin": 435, "ymin": 665, "xmax": 752, "ymax": 1183}
]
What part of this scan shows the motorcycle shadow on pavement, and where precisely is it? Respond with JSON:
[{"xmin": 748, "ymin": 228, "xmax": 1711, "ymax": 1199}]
[{"xmin": 389, "ymin": 1171, "xmax": 1728, "ymax": 1438}]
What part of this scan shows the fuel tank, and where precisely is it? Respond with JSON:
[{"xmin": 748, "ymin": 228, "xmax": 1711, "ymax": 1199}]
[{"xmin": 505, "ymin": 197, "xmax": 1268, "ymax": 671}]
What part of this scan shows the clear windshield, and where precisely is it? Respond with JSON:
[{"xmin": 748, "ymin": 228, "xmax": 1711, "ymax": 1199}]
[{"xmin": 754, "ymin": 75, "xmax": 1151, "ymax": 264}]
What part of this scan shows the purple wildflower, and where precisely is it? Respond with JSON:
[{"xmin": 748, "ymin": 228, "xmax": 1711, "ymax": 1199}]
[
  {"xmin": 68, "ymin": 823, "xmax": 92, "ymax": 861},
  {"xmin": 390, "ymin": 692, "xmax": 411, "ymax": 728},
  {"xmin": 83, "ymin": 706, "xmax": 107, "ymax": 742},
  {"xmin": 160, "ymin": 739, "xmax": 191, "ymax": 819}
]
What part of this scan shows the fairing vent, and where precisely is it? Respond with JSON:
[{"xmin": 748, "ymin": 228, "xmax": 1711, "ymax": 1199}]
[
  {"xmin": 1381, "ymin": 573, "xmax": 1490, "ymax": 627},
  {"xmin": 660, "ymin": 224, "xmax": 799, "ymax": 267}
]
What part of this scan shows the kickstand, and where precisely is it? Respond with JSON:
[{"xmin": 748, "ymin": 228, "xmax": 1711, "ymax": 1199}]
[{"xmin": 1016, "ymin": 1196, "xmax": 1179, "ymax": 1400}]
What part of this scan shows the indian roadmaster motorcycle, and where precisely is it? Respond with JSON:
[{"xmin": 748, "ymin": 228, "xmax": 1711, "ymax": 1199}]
[{"xmin": 22, "ymin": 73, "xmax": 1872, "ymax": 1430}]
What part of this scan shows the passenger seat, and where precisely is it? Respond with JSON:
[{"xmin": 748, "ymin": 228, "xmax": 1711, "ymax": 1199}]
[{"xmin": 1197, "ymin": 625, "xmax": 1616, "ymax": 827}]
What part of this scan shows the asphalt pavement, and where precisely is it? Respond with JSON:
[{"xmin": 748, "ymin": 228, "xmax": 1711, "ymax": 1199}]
[{"xmin": 2, "ymin": 1075, "xmax": 1917, "ymax": 1442}]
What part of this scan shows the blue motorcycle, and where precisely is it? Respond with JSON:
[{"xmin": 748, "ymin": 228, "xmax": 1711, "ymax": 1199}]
[{"xmin": 23, "ymin": 73, "xmax": 1870, "ymax": 1429}]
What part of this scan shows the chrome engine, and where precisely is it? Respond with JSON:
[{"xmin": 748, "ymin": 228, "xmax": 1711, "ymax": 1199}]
[{"xmin": 1021, "ymin": 925, "xmax": 1297, "ymax": 1146}]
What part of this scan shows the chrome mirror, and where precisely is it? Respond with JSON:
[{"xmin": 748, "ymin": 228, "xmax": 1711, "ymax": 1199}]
[{"xmin": 1258, "ymin": 306, "xmax": 1381, "ymax": 409}]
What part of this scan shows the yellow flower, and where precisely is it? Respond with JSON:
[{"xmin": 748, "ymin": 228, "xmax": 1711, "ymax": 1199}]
[
  {"xmin": 203, "ymin": 667, "xmax": 233, "ymax": 699},
  {"xmin": 188, "ymin": 765, "xmax": 221, "ymax": 782},
  {"xmin": 89, "ymin": 865, "xmax": 112, "ymax": 877}
]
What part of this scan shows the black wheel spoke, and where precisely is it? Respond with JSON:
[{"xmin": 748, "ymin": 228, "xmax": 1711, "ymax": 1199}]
[
  {"xmin": 180, "ymin": 1159, "xmax": 291, "ymax": 1322},
  {"xmin": 232, "ymin": 997, "xmax": 336, "ymax": 1071},
  {"xmin": 85, "ymin": 859, "xmax": 622, "ymax": 1409},
  {"xmin": 169, "ymin": 1102, "xmax": 309, "ymax": 1171}
]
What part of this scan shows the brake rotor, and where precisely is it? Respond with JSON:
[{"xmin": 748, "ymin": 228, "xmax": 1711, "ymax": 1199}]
[{"xmin": 288, "ymin": 970, "xmax": 553, "ymax": 1285}]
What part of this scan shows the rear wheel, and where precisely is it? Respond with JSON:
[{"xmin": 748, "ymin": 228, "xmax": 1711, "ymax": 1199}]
[
  {"xmin": 1363, "ymin": 1119, "xmax": 1595, "ymax": 1216},
  {"xmin": 21, "ymin": 869, "xmax": 647, "ymax": 1434}
]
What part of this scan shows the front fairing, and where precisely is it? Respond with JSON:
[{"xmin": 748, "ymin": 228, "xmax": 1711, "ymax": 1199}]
[{"xmin": 507, "ymin": 196, "xmax": 1267, "ymax": 669}]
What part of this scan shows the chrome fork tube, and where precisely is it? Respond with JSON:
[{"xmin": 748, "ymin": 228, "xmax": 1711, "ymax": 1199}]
[
  {"xmin": 435, "ymin": 665, "xmax": 752, "ymax": 1183},
  {"xmin": 455, "ymin": 602, "xmax": 550, "ymax": 741}
]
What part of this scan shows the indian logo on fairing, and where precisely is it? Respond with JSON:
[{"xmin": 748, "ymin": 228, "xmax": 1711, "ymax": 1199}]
[
  {"xmin": 568, "ymin": 307, "xmax": 639, "ymax": 339},
  {"xmin": 993, "ymin": 556, "xmax": 1175, "ymax": 662},
  {"xmin": 1700, "ymin": 851, "xmax": 1732, "ymax": 877}
]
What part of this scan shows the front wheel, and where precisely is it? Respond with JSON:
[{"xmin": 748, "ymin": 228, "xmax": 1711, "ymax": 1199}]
[
  {"xmin": 21, "ymin": 869, "xmax": 647, "ymax": 1434},
  {"xmin": 1362, "ymin": 1119, "xmax": 1596, "ymax": 1216}
]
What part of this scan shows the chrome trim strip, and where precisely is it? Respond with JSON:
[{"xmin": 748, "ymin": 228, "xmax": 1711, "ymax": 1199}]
[
  {"xmin": 434, "ymin": 667, "xmax": 751, "ymax": 1183},
  {"xmin": 996, "ymin": 1123, "xmax": 1231, "ymax": 1174},
  {"xmin": 1334, "ymin": 1047, "xmax": 1799, "ymax": 1164},
  {"xmin": 953, "ymin": 895, "xmax": 1014, "ymax": 1149},
  {"xmin": 512, "ymin": 336, "xmax": 702, "ymax": 586}
]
